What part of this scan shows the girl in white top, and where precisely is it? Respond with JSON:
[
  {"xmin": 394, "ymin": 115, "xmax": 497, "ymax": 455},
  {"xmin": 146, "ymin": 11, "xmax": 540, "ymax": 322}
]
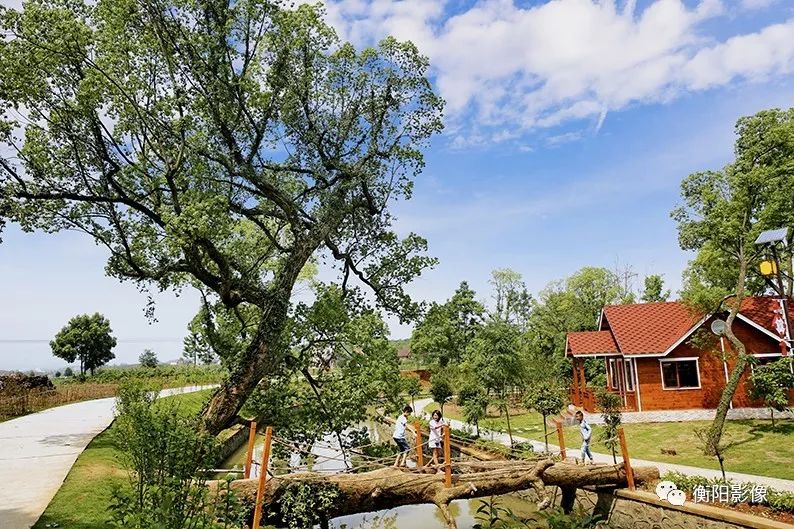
[{"xmin": 425, "ymin": 409, "xmax": 445, "ymax": 471}]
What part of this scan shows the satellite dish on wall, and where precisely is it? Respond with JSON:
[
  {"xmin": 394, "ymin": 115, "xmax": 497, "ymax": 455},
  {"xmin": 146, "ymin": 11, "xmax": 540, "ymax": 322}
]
[{"xmin": 711, "ymin": 319, "xmax": 727, "ymax": 336}]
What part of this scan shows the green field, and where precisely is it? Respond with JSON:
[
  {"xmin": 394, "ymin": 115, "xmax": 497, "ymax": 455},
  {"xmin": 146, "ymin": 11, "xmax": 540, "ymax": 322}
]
[
  {"xmin": 33, "ymin": 389, "xmax": 215, "ymax": 529},
  {"xmin": 428, "ymin": 402, "xmax": 794, "ymax": 480}
]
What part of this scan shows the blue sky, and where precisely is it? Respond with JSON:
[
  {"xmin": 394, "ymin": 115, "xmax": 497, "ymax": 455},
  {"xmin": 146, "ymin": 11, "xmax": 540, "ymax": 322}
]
[{"xmin": 1, "ymin": 0, "xmax": 793, "ymax": 370}]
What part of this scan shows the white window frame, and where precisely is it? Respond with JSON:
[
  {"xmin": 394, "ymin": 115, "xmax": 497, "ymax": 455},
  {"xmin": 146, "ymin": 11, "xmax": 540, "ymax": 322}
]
[
  {"xmin": 659, "ymin": 357, "xmax": 701, "ymax": 390},
  {"xmin": 608, "ymin": 359, "xmax": 619, "ymax": 389},
  {"xmin": 750, "ymin": 353, "xmax": 783, "ymax": 373},
  {"xmin": 624, "ymin": 359, "xmax": 635, "ymax": 391}
]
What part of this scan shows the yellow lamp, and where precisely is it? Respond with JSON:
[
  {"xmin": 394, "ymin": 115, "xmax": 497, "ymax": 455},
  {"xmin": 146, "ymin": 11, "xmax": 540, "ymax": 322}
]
[{"xmin": 759, "ymin": 260, "xmax": 778, "ymax": 277}]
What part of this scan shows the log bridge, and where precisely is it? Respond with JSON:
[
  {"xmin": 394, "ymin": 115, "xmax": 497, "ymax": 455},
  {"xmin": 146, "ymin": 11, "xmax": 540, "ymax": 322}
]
[{"xmin": 223, "ymin": 457, "xmax": 659, "ymax": 528}]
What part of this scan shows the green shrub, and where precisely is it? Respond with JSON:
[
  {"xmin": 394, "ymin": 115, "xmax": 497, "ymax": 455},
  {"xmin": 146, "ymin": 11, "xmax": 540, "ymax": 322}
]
[
  {"xmin": 661, "ymin": 471, "xmax": 794, "ymax": 513},
  {"xmin": 767, "ymin": 490, "xmax": 794, "ymax": 513},
  {"xmin": 278, "ymin": 482, "xmax": 340, "ymax": 529},
  {"xmin": 109, "ymin": 382, "xmax": 245, "ymax": 528},
  {"xmin": 660, "ymin": 471, "xmax": 713, "ymax": 493},
  {"xmin": 471, "ymin": 498, "xmax": 607, "ymax": 529}
]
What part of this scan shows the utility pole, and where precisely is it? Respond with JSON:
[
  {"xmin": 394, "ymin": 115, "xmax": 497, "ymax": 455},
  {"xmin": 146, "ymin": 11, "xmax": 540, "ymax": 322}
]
[{"xmin": 755, "ymin": 228, "xmax": 793, "ymax": 355}]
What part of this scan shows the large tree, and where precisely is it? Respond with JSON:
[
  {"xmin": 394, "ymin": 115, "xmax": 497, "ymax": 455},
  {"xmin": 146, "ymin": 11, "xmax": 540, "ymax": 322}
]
[
  {"xmin": 672, "ymin": 107, "xmax": 794, "ymax": 459},
  {"xmin": 410, "ymin": 281, "xmax": 484, "ymax": 368},
  {"xmin": 464, "ymin": 319, "xmax": 526, "ymax": 446},
  {"xmin": 0, "ymin": 0, "xmax": 442, "ymax": 433},
  {"xmin": 50, "ymin": 313, "xmax": 117, "ymax": 376},
  {"xmin": 640, "ymin": 274, "xmax": 670, "ymax": 303},
  {"xmin": 489, "ymin": 268, "xmax": 532, "ymax": 328},
  {"xmin": 526, "ymin": 266, "xmax": 631, "ymax": 359}
]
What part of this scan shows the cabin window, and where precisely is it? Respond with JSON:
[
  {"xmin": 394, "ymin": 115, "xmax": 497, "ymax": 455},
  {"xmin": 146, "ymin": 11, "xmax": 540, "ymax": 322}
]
[
  {"xmin": 755, "ymin": 356, "xmax": 780, "ymax": 367},
  {"xmin": 751, "ymin": 355, "xmax": 784, "ymax": 373},
  {"xmin": 624, "ymin": 359, "xmax": 635, "ymax": 391},
  {"xmin": 660, "ymin": 359, "xmax": 700, "ymax": 389},
  {"xmin": 609, "ymin": 359, "xmax": 619, "ymax": 389}
]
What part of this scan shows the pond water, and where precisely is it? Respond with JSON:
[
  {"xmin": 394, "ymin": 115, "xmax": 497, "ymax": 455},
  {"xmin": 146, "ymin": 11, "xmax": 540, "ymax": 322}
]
[
  {"xmin": 331, "ymin": 495, "xmax": 541, "ymax": 529},
  {"xmin": 219, "ymin": 426, "xmax": 542, "ymax": 529}
]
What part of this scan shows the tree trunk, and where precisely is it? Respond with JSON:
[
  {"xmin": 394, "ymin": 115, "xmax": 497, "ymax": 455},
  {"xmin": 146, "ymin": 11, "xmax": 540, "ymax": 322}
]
[
  {"xmin": 542, "ymin": 416, "xmax": 548, "ymax": 452},
  {"xmin": 706, "ymin": 254, "xmax": 749, "ymax": 456},
  {"xmin": 200, "ymin": 320, "xmax": 285, "ymax": 435},
  {"xmin": 199, "ymin": 248, "xmax": 314, "ymax": 435},
  {"xmin": 222, "ymin": 460, "xmax": 659, "ymax": 528},
  {"xmin": 504, "ymin": 404, "xmax": 513, "ymax": 447}
]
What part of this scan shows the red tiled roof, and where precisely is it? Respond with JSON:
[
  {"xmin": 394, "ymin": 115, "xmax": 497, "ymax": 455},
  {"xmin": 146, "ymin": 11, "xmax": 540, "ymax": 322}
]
[
  {"xmin": 567, "ymin": 331, "xmax": 618, "ymax": 355},
  {"xmin": 739, "ymin": 296, "xmax": 793, "ymax": 339},
  {"xmin": 602, "ymin": 301, "xmax": 702, "ymax": 355},
  {"xmin": 566, "ymin": 297, "xmax": 791, "ymax": 358}
]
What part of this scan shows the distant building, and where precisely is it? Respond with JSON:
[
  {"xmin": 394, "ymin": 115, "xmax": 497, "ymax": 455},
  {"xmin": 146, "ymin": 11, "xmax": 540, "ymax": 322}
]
[
  {"xmin": 566, "ymin": 297, "xmax": 793, "ymax": 412},
  {"xmin": 397, "ymin": 345, "xmax": 411, "ymax": 361}
]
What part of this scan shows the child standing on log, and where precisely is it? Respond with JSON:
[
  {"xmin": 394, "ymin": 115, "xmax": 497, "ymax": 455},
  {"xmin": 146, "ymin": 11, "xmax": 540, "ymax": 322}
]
[
  {"xmin": 425, "ymin": 409, "xmax": 445, "ymax": 473},
  {"xmin": 575, "ymin": 410, "xmax": 594, "ymax": 465},
  {"xmin": 393, "ymin": 405, "xmax": 412, "ymax": 467}
]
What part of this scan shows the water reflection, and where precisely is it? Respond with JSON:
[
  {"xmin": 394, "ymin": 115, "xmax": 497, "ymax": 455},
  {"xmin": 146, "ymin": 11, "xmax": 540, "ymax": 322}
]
[{"xmin": 332, "ymin": 495, "xmax": 541, "ymax": 529}]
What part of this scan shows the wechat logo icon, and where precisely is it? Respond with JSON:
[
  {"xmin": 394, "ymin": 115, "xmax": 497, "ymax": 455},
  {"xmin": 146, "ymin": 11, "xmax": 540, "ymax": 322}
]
[{"xmin": 655, "ymin": 481, "xmax": 686, "ymax": 506}]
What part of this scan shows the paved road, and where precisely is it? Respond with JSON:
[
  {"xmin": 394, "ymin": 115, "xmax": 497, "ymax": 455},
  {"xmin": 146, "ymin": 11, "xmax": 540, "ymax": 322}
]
[
  {"xmin": 0, "ymin": 385, "xmax": 217, "ymax": 529},
  {"xmin": 414, "ymin": 398, "xmax": 794, "ymax": 493}
]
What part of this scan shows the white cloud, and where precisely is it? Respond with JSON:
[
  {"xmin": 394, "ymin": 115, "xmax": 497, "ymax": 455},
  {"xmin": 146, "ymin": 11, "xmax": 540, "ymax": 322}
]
[
  {"xmin": 683, "ymin": 19, "xmax": 794, "ymax": 89},
  {"xmin": 739, "ymin": 0, "xmax": 778, "ymax": 9},
  {"xmin": 321, "ymin": 0, "xmax": 794, "ymax": 144}
]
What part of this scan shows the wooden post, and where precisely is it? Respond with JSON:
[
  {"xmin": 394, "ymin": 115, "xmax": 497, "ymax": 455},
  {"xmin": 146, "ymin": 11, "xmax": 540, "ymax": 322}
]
[
  {"xmin": 443, "ymin": 424, "xmax": 452, "ymax": 488},
  {"xmin": 414, "ymin": 422, "xmax": 424, "ymax": 468},
  {"xmin": 571, "ymin": 362, "xmax": 580, "ymax": 405},
  {"xmin": 617, "ymin": 427, "xmax": 635, "ymax": 490},
  {"xmin": 252, "ymin": 426, "xmax": 273, "ymax": 529},
  {"xmin": 244, "ymin": 420, "xmax": 257, "ymax": 479},
  {"xmin": 578, "ymin": 361, "xmax": 588, "ymax": 409},
  {"xmin": 556, "ymin": 420, "xmax": 566, "ymax": 460}
]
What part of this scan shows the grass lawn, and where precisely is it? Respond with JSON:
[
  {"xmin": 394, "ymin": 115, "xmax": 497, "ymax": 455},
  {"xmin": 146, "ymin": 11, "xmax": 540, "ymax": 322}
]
[
  {"xmin": 426, "ymin": 401, "xmax": 794, "ymax": 481},
  {"xmin": 33, "ymin": 389, "xmax": 215, "ymax": 529}
]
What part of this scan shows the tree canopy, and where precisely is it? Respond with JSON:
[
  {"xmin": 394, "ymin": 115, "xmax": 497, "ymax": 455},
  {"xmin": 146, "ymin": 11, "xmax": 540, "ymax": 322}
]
[
  {"xmin": 640, "ymin": 274, "xmax": 670, "ymax": 303},
  {"xmin": 410, "ymin": 281, "xmax": 484, "ymax": 368},
  {"xmin": 748, "ymin": 358, "xmax": 794, "ymax": 428},
  {"xmin": 50, "ymin": 313, "xmax": 116, "ymax": 376},
  {"xmin": 139, "ymin": 349, "xmax": 158, "ymax": 368},
  {"xmin": 0, "ymin": 0, "xmax": 443, "ymax": 432},
  {"xmin": 244, "ymin": 285, "xmax": 404, "ymax": 448},
  {"xmin": 674, "ymin": 108, "xmax": 794, "ymax": 310},
  {"xmin": 526, "ymin": 266, "xmax": 633, "ymax": 359},
  {"xmin": 671, "ymin": 107, "xmax": 794, "ymax": 461}
]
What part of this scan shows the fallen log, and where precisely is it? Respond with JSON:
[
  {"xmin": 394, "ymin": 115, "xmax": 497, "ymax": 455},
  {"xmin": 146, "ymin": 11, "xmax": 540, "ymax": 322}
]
[{"xmin": 220, "ymin": 459, "xmax": 659, "ymax": 529}]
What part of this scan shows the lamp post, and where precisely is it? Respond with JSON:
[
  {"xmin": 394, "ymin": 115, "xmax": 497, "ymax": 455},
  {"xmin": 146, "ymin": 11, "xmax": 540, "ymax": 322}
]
[{"xmin": 754, "ymin": 228, "xmax": 793, "ymax": 355}]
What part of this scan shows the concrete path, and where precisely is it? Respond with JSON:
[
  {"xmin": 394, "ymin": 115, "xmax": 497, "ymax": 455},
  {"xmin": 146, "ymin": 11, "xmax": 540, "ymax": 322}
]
[
  {"xmin": 0, "ymin": 385, "xmax": 217, "ymax": 529},
  {"xmin": 414, "ymin": 398, "xmax": 794, "ymax": 493}
]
